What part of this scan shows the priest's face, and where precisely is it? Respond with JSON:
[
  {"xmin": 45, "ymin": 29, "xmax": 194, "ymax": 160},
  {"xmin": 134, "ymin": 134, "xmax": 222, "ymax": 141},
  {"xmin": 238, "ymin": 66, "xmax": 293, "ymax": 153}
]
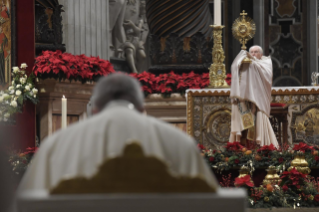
[{"xmin": 249, "ymin": 46, "xmax": 262, "ymax": 60}]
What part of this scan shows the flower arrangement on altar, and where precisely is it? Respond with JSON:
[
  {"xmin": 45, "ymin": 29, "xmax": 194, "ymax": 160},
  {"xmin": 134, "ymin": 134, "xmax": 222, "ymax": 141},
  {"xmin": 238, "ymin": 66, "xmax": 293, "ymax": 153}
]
[
  {"xmin": 33, "ymin": 51, "xmax": 231, "ymax": 97},
  {"xmin": 8, "ymin": 147, "xmax": 38, "ymax": 175},
  {"xmin": 200, "ymin": 142, "xmax": 319, "ymax": 172},
  {"xmin": 0, "ymin": 63, "xmax": 38, "ymax": 122},
  {"xmin": 200, "ymin": 142, "xmax": 319, "ymax": 208}
]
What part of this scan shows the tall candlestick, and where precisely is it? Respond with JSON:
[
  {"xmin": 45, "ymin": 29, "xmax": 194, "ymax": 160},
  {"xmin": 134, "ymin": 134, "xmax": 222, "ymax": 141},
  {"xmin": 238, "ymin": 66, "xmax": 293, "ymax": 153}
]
[
  {"xmin": 61, "ymin": 95, "xmax": 67, "ymax": 129},
  {"xmin": 214, "ymin": 0, "xmax": 221, "ymax": 25}
]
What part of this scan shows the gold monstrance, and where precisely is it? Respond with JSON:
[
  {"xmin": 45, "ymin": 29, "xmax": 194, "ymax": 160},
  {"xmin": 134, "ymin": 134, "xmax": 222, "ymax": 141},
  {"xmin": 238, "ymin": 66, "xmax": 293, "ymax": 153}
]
[{"xmin": 232, "ymin": 10, "xmax": 256, "ymax": 63}]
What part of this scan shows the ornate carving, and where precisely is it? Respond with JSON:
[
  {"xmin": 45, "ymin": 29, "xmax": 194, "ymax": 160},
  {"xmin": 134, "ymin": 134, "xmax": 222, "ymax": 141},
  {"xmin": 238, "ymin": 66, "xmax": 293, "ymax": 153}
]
[
  {"xmin": 208, "ymin": 26, "xmax": 228, "ymax": 88},
  {"xmin": 35, "ymin": 0, "xmax": 65, "ymax": 56},
  {"xmin": 290, "ymin": 104, "xmax": 319, "ymax": 144},
  {"xmin": 51, "ymin": 143, "xmax": 216, "ymax": 194},
  {"xmin": 150, "ymin": 32, "xmax": 212, "ymax": 71}
]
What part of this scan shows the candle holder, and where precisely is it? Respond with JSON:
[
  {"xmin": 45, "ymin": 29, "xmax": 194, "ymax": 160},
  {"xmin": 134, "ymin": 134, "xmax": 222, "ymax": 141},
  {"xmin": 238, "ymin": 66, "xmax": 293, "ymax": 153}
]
[{"xmin": 208, "ymin": 25, "xmax": 229, "ymax": 88}]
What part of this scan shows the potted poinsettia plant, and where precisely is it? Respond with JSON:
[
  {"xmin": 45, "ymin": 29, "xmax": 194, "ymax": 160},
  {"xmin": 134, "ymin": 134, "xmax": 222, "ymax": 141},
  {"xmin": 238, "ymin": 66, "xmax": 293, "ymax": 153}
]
[{"xmin": 0, "ymin": 63, "xmax": 38, "ymax": 122}]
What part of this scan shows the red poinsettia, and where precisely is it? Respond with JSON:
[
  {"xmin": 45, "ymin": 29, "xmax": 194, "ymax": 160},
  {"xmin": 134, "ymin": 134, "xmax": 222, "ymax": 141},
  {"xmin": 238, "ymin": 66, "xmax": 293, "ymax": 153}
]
[
  {"xmin": 197, "ymin": 144, "xmax": 205, "ymax": 150},
  {"xmin": 315, "ymin": 156, "xmax": 319, "ymax": 162},
  {"xmin": 280, "ymin": 167, "xmax": 307, "ymax": 190},
  {"xmin": 282, "ymin": 185, "xmax": 288, "ymax": 192},
  {"xmin": 225, "ymin": 142, "xmax": 244, "ymax": 151},
  {"xmin": 209, "ymin": 157, "xmax": 215, "ymax": 162},
  {"xmin": 293, "ymin": 142, "xmax": 314, "ymax": 153},
  {"xmin": 234, "ymin": 175, "xmax": 254, "ymax": 187},
  {"xmin": 257, "ymin": 144, "xmax": 277, "ymax": 153},
  {"xmin": 315, "ymin": 194, "xmax": 319, "ymax": 202}
]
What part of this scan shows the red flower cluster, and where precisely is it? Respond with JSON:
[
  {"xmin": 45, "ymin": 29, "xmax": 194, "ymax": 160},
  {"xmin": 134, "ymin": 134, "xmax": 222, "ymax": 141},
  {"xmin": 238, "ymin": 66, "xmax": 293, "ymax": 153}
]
[
  {"xmin": 315, "ymin": 156, "xmax": 319, "ymax": 162},
  {"xmin": 197, "ymin": 144, "xmax": 205, "ymax": 150},
  {"xmin": 281, "ymin": 167, "xmax": 307, "ymax": 190},
  {"xmin": 278, "ymin": 157, "xmax": 284, "ymax": 163},
  {"xmin": 225, "ymin": 142, "xmax": 244, "ymax": 151},
  {"xmin": 257, "ymin": 144, "xmax": 277, "ymax": 153},
  {"xmin": 209, "ymin": 157, "xmax": 215, "ymax": 162},
  {"xmin": 33, "ymin": 51, "xmax": 222, "ymax": 95},
  {"xmin": 33, "ymin": 51, "xmax": 115, "ymax": 82},
  {"xmin": 293, "ymin": 142, "xmax": 314, "ymax": 153},
  {"xmin": 225, "ymin": 73, "xmax": 231, "ymax": 86},
  {"xmin": 131, "ymin": 71, "xmax": 211, "ymax": 95},
  {"xmin": 315, "ymin": 194, "xmax": 319, "ymax": 202},
  {"xmin": 21, "ymin": 147, "xmax": 38, "ymax": 157},
  {"xmin": 234, "ymin": 175, "xmax": 254, "ymax": 187}
]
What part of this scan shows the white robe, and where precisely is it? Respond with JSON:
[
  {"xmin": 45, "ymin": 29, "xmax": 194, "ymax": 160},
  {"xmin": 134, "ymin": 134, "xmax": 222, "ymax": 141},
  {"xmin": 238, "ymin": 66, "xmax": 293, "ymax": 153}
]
[
  {"xmin": 229, "ymin": 51, "xmax": 279, "ymax": 149},
  {"xmin": 17, "ymin": 100, "xmax": 219, "ymax": 193}
]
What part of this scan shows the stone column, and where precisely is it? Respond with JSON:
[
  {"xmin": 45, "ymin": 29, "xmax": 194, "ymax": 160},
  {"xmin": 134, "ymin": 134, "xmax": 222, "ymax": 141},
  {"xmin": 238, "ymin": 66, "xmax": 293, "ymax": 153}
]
[
  {"xmin": 253, "ymin": 0, "xmax": 264, "ymax": 50},
  {"xmin": 60, "ymin": 0, "xmax": 109, "ymax": 60},
  {"xmin": 307, "ymin": 0, "xmax": 318, "ymax": 83}
]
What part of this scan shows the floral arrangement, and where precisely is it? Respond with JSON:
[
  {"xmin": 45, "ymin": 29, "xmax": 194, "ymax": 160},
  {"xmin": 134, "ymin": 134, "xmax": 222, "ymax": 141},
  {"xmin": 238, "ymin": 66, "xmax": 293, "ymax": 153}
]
[
  {"xmin": 200, "ymin": 142, "xmax": 319, "ymax": 208},
  {"xmin": 33, "ymin": 51, "xmax": 232, "ymax": 97},
  {"xmin": 0, "ymin": 63, "xmax": 38, "ymax": 122},
  {"xmin": 33, "ymin": 51, "xmax": 115, "ymax": 83},
  {"xmin": 201, "ymin": 142, "xmax": 319, "ymax": 172},
  {"xmin": 8, "ymin": 147, "xmax": 38, "ymax": 175}
]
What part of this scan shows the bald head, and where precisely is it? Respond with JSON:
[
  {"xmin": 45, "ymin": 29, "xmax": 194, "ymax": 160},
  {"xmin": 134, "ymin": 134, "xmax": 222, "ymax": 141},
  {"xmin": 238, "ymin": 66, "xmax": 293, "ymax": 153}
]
[
  {"xmin": 249, "ymin": 45, "xmax": 263, "ymax": 59},
  {"xmin": 92, "ymin": 73, "xmax": 145, "ymax": 113}
]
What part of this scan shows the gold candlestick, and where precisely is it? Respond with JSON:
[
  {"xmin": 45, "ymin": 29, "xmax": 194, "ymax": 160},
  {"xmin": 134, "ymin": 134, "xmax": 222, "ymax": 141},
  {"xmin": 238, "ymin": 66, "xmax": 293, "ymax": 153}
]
[{"xmin": 208, "ymin": 25, "xmax": 229, "ymax": 88}]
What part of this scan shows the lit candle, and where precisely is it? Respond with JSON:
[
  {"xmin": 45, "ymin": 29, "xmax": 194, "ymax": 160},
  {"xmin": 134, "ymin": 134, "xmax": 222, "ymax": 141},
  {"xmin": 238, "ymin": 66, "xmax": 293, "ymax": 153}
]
[
  {"xmin": 61, "ymin": 95, "xmax": 67, "ymax": 129},
  {"xmin": 214, "ymin": 0, "xmax": 222, "ymax": 26}
]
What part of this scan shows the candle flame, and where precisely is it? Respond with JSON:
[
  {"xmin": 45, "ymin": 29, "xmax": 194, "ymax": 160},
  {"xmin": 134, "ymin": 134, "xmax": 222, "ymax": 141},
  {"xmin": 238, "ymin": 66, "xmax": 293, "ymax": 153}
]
[{"xmin": 63, "ymin": 95, "xmax": 65, "ymax": 98}]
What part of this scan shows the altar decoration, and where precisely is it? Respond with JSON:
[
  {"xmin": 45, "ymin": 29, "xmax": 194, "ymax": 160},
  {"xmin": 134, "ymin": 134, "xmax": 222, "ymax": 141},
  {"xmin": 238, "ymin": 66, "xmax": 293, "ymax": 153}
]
[
  {"xmin": 263, "ymin": 166, "xmax": 281, "ymax": 185},
  {"xmin": 0, "ymin": 64, "xmax": 38, "ymax": 122},
  {"xmin": 288, "ymin": 151, "xmax": 311, "ymax": 174}
]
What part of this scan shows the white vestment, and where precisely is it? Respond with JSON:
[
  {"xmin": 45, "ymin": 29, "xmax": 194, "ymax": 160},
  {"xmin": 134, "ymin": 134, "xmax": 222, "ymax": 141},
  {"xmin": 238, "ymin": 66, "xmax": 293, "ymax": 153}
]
[
  {"xmin": 17, "ymin": 100, "xmax": 218, "ymax": 193},
  {"xmin": 229, "ymin": 51, "xmax": 279, "ymax": 149}
]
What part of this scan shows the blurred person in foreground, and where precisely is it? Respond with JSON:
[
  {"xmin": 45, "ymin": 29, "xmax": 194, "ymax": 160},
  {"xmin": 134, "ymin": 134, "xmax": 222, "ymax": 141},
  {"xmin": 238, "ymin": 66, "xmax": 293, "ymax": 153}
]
[{"xmin": 16, "ymin": 73, "xmax": 218, "ymax": 194}]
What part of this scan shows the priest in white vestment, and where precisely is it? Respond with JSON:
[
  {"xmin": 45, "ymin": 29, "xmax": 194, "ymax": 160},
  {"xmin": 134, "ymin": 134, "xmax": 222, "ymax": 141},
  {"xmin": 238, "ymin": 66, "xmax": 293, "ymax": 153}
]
[
  {"xmin": 229, "ymin": 46, "xmax": 279, "ymax": 149},
  {"xmin": 17, "ymin": 73, "xmax": 219, "ymax": 193}
]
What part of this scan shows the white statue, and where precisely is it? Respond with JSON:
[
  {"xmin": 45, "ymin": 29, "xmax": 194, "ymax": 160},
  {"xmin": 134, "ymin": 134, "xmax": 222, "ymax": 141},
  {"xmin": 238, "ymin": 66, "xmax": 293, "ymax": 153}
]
[{"xmin": 109, "ymin": 0, "xmax": 148, "ymax": 73}]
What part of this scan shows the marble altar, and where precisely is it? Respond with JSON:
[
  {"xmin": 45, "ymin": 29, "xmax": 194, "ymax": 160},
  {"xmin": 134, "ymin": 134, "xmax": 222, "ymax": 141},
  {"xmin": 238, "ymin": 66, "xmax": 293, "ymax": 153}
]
[{"xmin": 186, "ymin": 87, "xmax": 319, "ymax": 149}]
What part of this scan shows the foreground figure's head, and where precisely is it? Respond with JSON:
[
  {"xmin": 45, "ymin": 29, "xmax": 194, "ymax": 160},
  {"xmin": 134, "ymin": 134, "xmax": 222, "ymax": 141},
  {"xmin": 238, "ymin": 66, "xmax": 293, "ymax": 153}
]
[
  {"xmin": 91, "ymin": 73, "xmax": 144, "ymax": 114},
  {"xmin": 249, "ymin": 45, "xmax": 263, "ymax": 60}
]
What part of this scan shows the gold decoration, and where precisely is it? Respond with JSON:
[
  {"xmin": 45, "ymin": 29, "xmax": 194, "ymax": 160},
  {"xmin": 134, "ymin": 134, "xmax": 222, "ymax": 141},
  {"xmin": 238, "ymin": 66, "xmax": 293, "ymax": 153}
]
[
  {"xmin": 263, "ymin": 166, "xmax": 281, "ymax": 185},
  {"xmin": 232, "ymin": 10, "xmax": 256, "ymax": 63},
  {"xmin": 288, "ymin": 151, "xmax": 311, "ymax": 174},
  {"xmin": 238, "ymin": 166, "xmax": 250, "ymax": 178},
  {"xmin": 208, "ymin": 25, "xmax": 229, "ymax": 88},
  {"xmin": 50, "ymin": 143, "xmax": 216, "ymax": 194}
]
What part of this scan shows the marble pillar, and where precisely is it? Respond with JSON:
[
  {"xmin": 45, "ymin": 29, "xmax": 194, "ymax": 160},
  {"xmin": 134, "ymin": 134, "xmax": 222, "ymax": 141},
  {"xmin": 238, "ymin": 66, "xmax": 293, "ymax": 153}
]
[
  {"xmin": 307, "ymin": 0, "xmax": 318, "ymax": 83},
  {"xmin": 59, "ymin": 0, "xmax": 110, "ymax": 60},
  {"xmin": 253, "ymin": 0, "xmax": 264, "ymax": 51}
]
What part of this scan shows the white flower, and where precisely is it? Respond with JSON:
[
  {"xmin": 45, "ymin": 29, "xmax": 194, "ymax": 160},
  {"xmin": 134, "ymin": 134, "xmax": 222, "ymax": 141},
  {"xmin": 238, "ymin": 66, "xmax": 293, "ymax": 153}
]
[
  {"xmin": 4, "ymin": 113, "xmax": 10, "ymax": 118},
  {"xmin": 10, "ymin": 100, "xmax": 17, "ymax": 108},
  {"xmin": 16, "ymin": 84, "xmax": 21, "ymax": 88},
  {"xmin": 25, "ymin": 85, "xmax": 30, "ymax": 91},
  {"xmin": 32, "ymin": 88, "xmax": 38, "ymax": 94},
  {"xmin": 12, "ymin": 81, "xmax": 15, "ymax": 85},
  {"xmin": 12, "ymin": 67, "xmax": 19, "ymax": 73},
  {"xmin": 33, "ymin": 95, "xmax": 36, "ymax": 98},
  {"xmin": 28, "ymin": 83, "xmax": 32, "ymax": 88},
  {"xmin": 2, "ymin": 94, "xmax": 8, "ymax": 99},
  {"xmin": 0, "ymin": 97, "xmax": 3, "ymax": 103},
  {"xmin": 20, "ymin": 63, "xmax": 28, "ymax": 69},
  {"xmin": 20, "ymin": 78, "xmax": 26, "ymax": 84},
  {"xmin": 15, "ymin": 90, "xmax": 21, "ymax": 96},
  {"xmin": 8, "ymin": 86, "xmax": 13, "ymax": 91}
]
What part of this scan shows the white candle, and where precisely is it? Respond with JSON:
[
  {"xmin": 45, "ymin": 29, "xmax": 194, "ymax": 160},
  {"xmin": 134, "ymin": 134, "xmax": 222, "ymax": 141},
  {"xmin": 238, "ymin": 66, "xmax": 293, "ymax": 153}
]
[
  {"xmin": 214, "ymin": 0, "xmax": 222, "ymax": 26},
  {"xmin": 61, "ymin": 95, "xmax": 67, "ymax": 129}
]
